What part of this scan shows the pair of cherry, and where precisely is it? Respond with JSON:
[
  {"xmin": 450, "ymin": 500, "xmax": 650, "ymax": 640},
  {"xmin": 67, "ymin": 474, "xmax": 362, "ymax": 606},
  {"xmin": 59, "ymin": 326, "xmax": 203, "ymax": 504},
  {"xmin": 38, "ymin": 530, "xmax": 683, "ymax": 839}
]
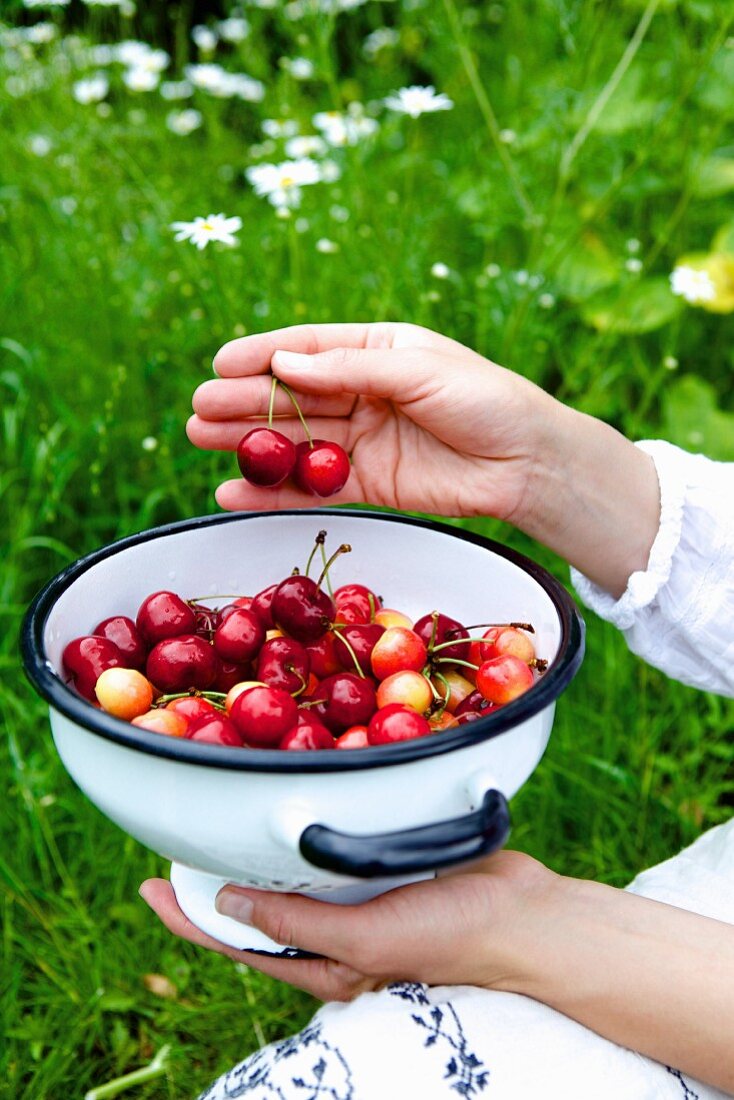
[{"xmin": 237, "ymin": 376, "xmax": 350, "ymax": 497}]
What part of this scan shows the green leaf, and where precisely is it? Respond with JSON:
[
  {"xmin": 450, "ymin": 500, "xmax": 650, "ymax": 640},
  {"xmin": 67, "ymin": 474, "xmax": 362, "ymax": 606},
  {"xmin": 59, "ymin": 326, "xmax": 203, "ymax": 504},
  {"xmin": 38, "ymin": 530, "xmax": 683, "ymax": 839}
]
[
  {"xmin": 580, "ymin": 277, "xmax": 681, "ymax": 333},
  {"xmin": 662, "ymin": 375, "xmax": 734, "ymax": 461},
  {"xmin": 692, "ymin": 157, "xmax": 734, "ymax": 198},
  {"xmin": 694, "ymin": 48, "xmax": 734, "ymax": 115},
  {"xmin": 711, "ymin": 221, "xmax": 734, "ymax": 254},
  {"xmin": 554, "ymin": 232, "xmax": 619, "ymax": 302}
]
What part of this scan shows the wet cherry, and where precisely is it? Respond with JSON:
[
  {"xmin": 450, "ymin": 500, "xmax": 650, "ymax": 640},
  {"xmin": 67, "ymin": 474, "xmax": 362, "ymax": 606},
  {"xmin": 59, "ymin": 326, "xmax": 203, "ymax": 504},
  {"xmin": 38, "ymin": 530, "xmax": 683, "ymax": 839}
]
[
  {"xmin": 237, "ymin": 427, "xmax": 296, "ymax": 487},
  {"xmin": 146, "ymin": 634, "xmax": 218, "ymax": 693},
  {"xmin": 229, "ymin": 685, "xmax": 298, "ymax": 746},
  {"xmin": 93, "ymin": 616, "xmax": 147, "ymax": 670},
  {"xmin": 293, "ymin": 439, "xmax": 350, "ymax": 497},
  {"xmin": 62, "ymin": 636, "xmax": 126, "ymax": 701},
  {"xmin": 367, "ymin": 703, "xmax": 432, "ymax": 745},
  {"xmin": 271, "ymin": 575, "xmax": 336, "ymax": 643},
  {"xmin": 213, "ymin": 607, "xmax": 266, "ymax": 664},
  {"xmin": 136, "ymin": 591, "xmax": 197, "ymax": 646}
]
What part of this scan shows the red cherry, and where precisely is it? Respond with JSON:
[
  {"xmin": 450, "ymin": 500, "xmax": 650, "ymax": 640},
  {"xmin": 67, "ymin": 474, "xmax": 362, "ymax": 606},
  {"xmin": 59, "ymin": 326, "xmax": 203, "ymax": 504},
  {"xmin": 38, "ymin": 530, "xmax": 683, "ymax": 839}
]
[
  {"xmin": 476, "ymin": 655, "xmax": 534, "ymax": 705},
  {"xmin": 318, "ymin": 672, "xmax": 377, "ymax": 734},
  {"xmin": 333, "ymin": 583, "xmax": 380, "ymax": 624},
  {"xmin": 454, "ymin": 690, "xmax": 496, "ymax": 719},
  {"xmin": 187, "ymin": 713, "xmax": 245, "ymax": 747},
  {"xmin": 305, "ymin": 632, "xmax": 342, "ymax": 679},
  {"xmin": 271, "ymin": 575, "xmax": 336, "ymax": 644},
  {"xmin": 212, "ymin": 657, "xmax": 255, "ymax": 693},
  {"xmin": 146, "ymin": 634, "xmax": 218, "ymax": 693},
  {"xmin": 237, "ymin": 427, "xmax": 296, "ymax": 487},
  {"xmin": 367, "ymin": 703, "xmax": 432, "ymax": 745},
  {"xmin": 293, "ymin": 439, "xmax": 350, "ymax": 497},
  {"xmin": 93, "ymin": 616, "xmax": 147, "ymax": 670},
  {"xmin": 256, "ymin": 636, "xmax": 310, "ymax": 694},
  {"xmin": 413, "ymin": 612, "xmax": 469, "ymax": 662},
  {"xmin": 279, "ymin": 721, "xmax": 335, "ymax": 751},
  {"xmin": 334, "ymin": 725, "xmax": 370, "ymax": 750},
  {"xmin": 62, "ymin": 636, "xmax": 126, "ymax": 701},
  {"xmin": 136, "ymin": 591, "xmax": 197, "ymax": 645},
  {"xmin": 213, "ymin": 608, "xmax": 266, "ymax": 664},
  {"xmin": 229, "ymin": 685, "xmax": 298, "ymax": 746},
  {"xmin": 332, "ymin": 623, "xmax": 385, "ymax": 674},
  {"xmin": 249, "ymin": 583, "xmax": 278, "ymax": 629},
  {"xmin": 166, "ymin": 695, "xmax": 221, "ymax": 730}
]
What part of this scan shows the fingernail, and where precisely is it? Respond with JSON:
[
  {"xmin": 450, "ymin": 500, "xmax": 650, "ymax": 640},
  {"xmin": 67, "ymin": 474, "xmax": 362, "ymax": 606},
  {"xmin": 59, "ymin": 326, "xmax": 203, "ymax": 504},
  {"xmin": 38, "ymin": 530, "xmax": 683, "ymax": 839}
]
[
  {"xmin": 138, "ymin": 882, "xmax": 153, "ymax": 904},
  {"xmin": 215, "ymin": 889, "xmax": 254, "ymax": 925},
  {"xmin": 272, "ymin": 350, "xmax": 312, "ymax": 370}
]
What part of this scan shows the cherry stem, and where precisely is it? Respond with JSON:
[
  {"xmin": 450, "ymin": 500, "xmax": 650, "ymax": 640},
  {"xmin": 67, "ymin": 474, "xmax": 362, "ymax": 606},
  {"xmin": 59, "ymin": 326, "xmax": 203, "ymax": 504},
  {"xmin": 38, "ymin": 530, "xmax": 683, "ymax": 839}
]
[
  {"xmin": 429, "ymin": 668, "xmax": 450, "ymax": 718},
  {"xmin": 305, "ymin": 529, "xmax": 327, "ymax": 579},
  {"xmin": 268, "ymin": 374, "xmax": 278, "ymax": 430},
  {"xmin": 428, "ymin": 611, "xmax": 439, "ymax": 653},
  {"xmin": 187, "ymin": 595, "xmax": 245, "ymax": 603},
  {"xmin": 277, "ymin": 379, "xmax": 313, "ymax": 446},
  {"xmin": 317, "ymin": 543, "xmax": 351, "ymax": 590},
  {"xmin": 434, "ymin": 657, "xmax": 480, "ymax": 671},
  {"xmin": 367, "ymin": 591, "xmax": 377, "ymax": 622},
  {"xmin": 153, "ymin": 690, "xmax": 227, "ymax": 709},
  {"xmin": 463, "ymin": 621, "xmax": 535, "ymax": 633},
  {"xmin": 330, "ymin": 626, "xmax": 365, "ymax": 678},
  {"xmin": 287, "ymin": 666, "xmax": 309, "ymax": 697}
]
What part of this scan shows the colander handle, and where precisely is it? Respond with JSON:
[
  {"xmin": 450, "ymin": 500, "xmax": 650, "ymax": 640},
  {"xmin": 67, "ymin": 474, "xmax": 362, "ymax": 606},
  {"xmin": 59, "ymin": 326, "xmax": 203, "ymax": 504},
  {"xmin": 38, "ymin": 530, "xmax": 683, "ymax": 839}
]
[{"xmin": 299, "ymin": 789, "xmax": 510, "ymax": 878}]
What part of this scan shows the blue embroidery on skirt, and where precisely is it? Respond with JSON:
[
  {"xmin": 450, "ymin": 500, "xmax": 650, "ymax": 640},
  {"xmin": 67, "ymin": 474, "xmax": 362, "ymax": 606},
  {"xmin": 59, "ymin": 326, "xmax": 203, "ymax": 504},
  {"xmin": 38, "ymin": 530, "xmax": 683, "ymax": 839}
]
[
  {"xmin": 197, "ymin": 1021, "xmax": 354, "ymax": 1100},
  {"xmin": 666, "ymin": 1067, "xmax": 700, "ymax": 1099},
  {"xmin": 388, "ymin": 982, "xmax": 489, "ymax": 1096}
]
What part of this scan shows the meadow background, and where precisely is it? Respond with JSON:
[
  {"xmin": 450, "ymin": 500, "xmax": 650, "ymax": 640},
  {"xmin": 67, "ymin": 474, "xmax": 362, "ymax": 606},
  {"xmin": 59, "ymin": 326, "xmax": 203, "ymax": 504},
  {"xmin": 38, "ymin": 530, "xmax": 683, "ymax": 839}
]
[{"xmin": 2, "ymin": 0, "xmax": 734, "ymax": 1096}]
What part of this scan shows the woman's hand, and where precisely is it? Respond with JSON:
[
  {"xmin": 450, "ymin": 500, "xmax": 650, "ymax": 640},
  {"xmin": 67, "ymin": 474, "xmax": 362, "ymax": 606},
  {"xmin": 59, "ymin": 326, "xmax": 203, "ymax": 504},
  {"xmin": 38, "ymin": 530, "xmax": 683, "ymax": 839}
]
[
  {"xmin": 189, "ymin": 321, "xmax": 558, "ymax": 524},
  {"xmin": 139, "ymin": 850, "xmax": 557, "ymax": 1002},
  {"xmin": 189, "ymin": 321, "xmax": 660, "ymax": 596},
  {"xmin": 141, "ymin": 852, "xmax": 734, "ymax": 1093}
]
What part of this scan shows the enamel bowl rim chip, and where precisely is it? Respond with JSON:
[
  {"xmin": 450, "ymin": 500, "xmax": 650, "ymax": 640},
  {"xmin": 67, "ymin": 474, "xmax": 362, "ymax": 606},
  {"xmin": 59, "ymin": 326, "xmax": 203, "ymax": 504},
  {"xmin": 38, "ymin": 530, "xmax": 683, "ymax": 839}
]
[{"xmin": 21, "ymin": 508, "xmax": 585, "ymax": 773}]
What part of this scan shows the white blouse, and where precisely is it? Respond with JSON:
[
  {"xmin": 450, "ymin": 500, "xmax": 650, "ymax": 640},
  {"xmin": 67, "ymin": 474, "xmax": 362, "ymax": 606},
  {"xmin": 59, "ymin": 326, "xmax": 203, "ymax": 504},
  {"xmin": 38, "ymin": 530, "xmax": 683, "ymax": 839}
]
[
  {"xmin": 571, "ymin": 439, "xmax": 734, "ymax": 699},
  {"xmin": 571, "ymin": 439, "xmax": 734, "ymax": 931}
]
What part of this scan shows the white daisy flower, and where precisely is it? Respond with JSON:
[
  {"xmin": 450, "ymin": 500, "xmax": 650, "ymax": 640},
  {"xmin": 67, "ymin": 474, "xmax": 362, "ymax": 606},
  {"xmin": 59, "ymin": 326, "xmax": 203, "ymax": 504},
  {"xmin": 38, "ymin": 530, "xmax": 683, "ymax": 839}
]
[
  {"xmin": 245, "ymin": 158, "xmax": 322, "ymax": 210},
  {"xmin": 28, "ymin": 134, "xmax": 52, "ymax": 156},
  {"xmin": 430, "ymin": 262, "xmax": 450, "ymax": 279},
  {"xmin": 24, "ymin": 23, "xmax": 57, "ymax": 43},
  {"xmin": 123, "ymin": 67, "xmax": 160, "ymax": 92},
  {"xmin": 280, "ymin": 56, "xmax": 314, "ymax": 79},
  {"xmin": 170, "ymin": 213, "xmax": 243, "ymax": 250},
  {"xmin": 262, "ymin": 117, "xmax": 300, "ymax": 139},
  {"xmin": 217, "ymin": 17, "xmax": 250, "ymax": 42},
  {"xmin": 316, "ymin": 238, "xmax": 339, "ymax": 253},
  {"xmin": 192, "ymin": 25, "xmax": 218, "ymax": 52},
  {"xmin": 670, "ymin": 265, "xmax": 716, "ymax": 304},
  {"xmin": 160, "ymin": 80, "xmax": 193, "ymax": 100},
  {"xmin": 166, "ymin": 108, "xmax": 203, "ymax": 135},
  {"xmin": 73, "ymin": 73, "xmax": 109, "ymax": 104},
  {"xmin": 285, "ymin": 134, "xmax": 327, "ymax": 158},
  {"xmin": 363, "ymin": 27, "xmax": 399, "ymax": 57},
  {"xmin": 115, "ymin": 40, "xmax": 153, "ymax": 66},
  {"xmin": 312, "ymin": 109, "xmax": 377, "ymax": 146},
  {"xmin": 384, "ymin": 84, "xmax": 453, "ymax": 118}
]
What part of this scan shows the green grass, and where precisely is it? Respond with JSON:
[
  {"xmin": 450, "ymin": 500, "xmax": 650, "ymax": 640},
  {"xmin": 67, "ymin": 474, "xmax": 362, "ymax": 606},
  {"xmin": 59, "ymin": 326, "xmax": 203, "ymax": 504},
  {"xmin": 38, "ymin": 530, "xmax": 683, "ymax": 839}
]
[{"xmin": 2, "ymin": 0, "xmax": 734, "ymax": 1095}]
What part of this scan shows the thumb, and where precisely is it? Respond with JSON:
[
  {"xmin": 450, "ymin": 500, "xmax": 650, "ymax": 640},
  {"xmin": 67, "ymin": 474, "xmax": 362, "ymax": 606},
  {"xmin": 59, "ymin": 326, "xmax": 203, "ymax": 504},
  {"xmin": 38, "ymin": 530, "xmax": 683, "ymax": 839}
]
[
  {"xmin": 215, "ymin": 885, "xmax": 379, "ymax": 966},
  {"xmin": 271, "ymin": 345, "xmax": 439, "ymax": 404}
]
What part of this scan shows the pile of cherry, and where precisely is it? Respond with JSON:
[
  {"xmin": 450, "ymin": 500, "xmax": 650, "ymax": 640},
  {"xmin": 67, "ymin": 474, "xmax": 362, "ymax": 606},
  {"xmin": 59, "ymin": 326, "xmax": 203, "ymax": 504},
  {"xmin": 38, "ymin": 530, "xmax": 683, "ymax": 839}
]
[{"xmin": 61, "ymin": 534, "xmax": 546, "ymax": 751}]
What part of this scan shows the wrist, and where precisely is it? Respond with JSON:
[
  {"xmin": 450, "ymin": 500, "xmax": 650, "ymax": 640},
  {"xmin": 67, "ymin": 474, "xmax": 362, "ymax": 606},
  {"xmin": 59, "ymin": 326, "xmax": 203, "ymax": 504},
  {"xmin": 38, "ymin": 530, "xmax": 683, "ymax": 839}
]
[{"xmin": 517, "ymin": 402, "xmax": 660, "ymax": 597}]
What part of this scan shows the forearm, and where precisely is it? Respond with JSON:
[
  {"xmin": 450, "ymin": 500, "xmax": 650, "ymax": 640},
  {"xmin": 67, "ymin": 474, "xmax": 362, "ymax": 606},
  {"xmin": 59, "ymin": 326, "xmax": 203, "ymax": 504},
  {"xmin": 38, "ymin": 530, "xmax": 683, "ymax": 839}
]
[
  {"xmin": 519, "ymin": 399, "xmax": 660, "ymax": 598},
  {"xmin": 503, "ymin": 875, "xmax": 734, "ymax": 1092}
]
